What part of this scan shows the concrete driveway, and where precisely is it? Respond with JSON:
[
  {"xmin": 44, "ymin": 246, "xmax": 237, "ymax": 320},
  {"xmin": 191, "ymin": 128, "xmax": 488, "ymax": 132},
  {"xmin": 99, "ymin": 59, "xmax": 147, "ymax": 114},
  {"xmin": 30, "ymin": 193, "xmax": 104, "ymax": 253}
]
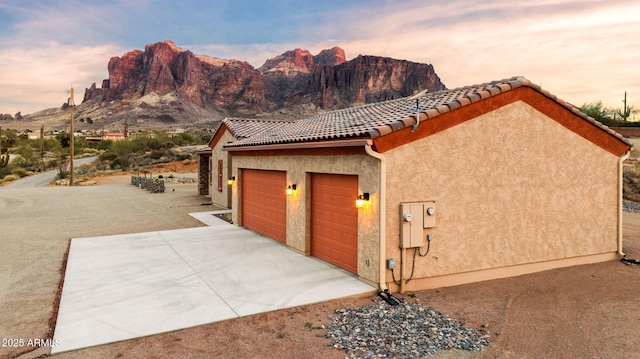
[{"xmin": 52, "ymin": 210, "xmax": 374, "ymax": 353}]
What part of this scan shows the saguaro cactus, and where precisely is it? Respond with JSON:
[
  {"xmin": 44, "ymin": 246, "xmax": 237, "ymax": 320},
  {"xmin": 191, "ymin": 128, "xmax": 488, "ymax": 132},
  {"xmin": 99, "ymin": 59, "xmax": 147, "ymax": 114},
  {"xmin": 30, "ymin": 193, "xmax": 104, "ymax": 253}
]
[
  {"xmin": 0, "ymin": 153, "xmax": 8, "ymax": 168},
  {"xmin": 617, "ymin": 91, "xmax": 632, "ymax": 122}
]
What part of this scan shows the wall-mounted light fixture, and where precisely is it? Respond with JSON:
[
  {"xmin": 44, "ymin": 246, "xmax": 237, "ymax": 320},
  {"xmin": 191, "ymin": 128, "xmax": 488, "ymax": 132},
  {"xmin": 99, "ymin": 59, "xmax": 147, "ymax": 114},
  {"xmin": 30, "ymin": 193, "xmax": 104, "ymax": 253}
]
[
  {"xmin": 286, "ymin": 184, "xmax": 297, "ymax": 195},
  {"xmin": 356, "ymin": 192, "xmax": 370, "ymax": 208},
  {"xmin": 227, "ymin": 176, "xmax": 235, "ymax": 185}
]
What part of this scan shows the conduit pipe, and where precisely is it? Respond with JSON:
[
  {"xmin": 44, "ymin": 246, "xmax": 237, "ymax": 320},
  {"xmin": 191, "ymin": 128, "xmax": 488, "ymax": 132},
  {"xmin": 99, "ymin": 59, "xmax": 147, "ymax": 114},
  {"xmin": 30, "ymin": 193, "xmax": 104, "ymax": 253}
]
[
  {"xmin": 618, "ymin": 150, "xmax": 631, "ymax": 257},
  {"xmin": 365, "ymin": 142, "xmax": 388, "ymax": 292}
]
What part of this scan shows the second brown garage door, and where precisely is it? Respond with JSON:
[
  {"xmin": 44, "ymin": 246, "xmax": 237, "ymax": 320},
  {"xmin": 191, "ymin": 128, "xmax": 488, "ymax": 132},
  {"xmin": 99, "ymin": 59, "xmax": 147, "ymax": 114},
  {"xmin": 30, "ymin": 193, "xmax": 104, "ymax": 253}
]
[
  {"xmin": 310, "ymin": 173, "xmax": 358, "ymax": 274},
  {"xmin": 242, "ymin": 169, "xmax": 286, "ymax": 243}
]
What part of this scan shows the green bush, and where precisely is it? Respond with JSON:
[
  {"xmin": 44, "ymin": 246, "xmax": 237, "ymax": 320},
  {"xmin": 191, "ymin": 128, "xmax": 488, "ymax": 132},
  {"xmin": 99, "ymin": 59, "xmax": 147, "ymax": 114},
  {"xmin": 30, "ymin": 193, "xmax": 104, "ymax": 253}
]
[
  {"xmin": 97, "ymin": 140, "xmax": 113, "ymax": 151},
  {"xmin": 98, "ymin": 151, "xmax": 118, "ymax": 162},
  {"xmin": 82, "ymin": 148, "xmax": 99, "ymax": 155},
  {"xmin": 0, "ymin": 166, "xmax": 11, "ymax": 179},
  {"xmin": 55, "ymin": 162, "xmax": 69, "ymax": 179},
  {"xmin": 11, "ymin": 167, "xmax": 28, "ymax": 178},
  {"xmin": 150, "ymin": 150, "xmax": 166, "ymax": 159}
]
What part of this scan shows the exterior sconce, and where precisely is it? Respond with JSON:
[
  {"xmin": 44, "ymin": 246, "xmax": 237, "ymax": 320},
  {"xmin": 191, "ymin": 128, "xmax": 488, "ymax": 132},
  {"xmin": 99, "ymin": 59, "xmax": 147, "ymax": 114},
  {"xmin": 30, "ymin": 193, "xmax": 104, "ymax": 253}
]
[
  {"xmin": 227, "ymin": 176, "xmax": 235, "ymax": 185},
  {"xmin": 286, "ymin": 184, "xmax": 297, "ymax": 195},
  {"xmin": 356, "ymin": 193, "xmax": 370, "ymax": 208}
]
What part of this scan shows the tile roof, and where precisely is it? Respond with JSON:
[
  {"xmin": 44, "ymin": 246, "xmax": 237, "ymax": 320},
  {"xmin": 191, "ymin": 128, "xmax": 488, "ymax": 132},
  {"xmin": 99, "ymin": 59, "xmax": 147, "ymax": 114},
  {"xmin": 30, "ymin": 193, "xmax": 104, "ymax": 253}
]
[
  {"xmin": 222, "ymin": 117, "xmax": 292, "ymax": 139},
  {"xmin": 224, "ymin": 76, "xmax": 632, "ymax": 148}
]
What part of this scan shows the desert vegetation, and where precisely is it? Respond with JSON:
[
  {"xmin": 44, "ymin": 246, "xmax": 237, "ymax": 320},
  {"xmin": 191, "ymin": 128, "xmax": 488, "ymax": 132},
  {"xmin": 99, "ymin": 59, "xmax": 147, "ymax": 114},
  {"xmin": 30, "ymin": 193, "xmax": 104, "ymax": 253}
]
[
  {"xmin": 0, "ymin": 127, "xmax": 210, "ymax": 185},
  {"xmin": 624, "ymin": 145, "xmax": 640, "ymax": 202}
]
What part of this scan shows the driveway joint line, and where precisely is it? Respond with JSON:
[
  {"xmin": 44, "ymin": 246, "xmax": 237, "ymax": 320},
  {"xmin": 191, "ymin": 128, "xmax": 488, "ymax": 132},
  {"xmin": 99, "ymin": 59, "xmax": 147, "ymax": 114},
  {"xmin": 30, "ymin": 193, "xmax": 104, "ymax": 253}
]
[{"xmin": 157, "ymin": 231, "xmax": 241, "ymax": 317}]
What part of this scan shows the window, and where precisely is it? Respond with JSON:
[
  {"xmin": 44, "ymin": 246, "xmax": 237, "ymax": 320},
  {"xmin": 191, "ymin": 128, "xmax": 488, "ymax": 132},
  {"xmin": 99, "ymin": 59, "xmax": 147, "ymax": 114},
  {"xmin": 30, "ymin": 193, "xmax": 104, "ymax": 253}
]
[{"xmin": 217, "ymin": 160, "xmax": 223, "ymax": 192}]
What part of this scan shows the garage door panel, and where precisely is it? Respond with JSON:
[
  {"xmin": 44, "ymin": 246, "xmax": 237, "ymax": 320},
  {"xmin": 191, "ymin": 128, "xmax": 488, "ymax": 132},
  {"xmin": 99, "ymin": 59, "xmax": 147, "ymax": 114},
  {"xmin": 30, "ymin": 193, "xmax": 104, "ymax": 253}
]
[
  {"xmin": 311, "ymin": 173, "xmax": 358, "ymax": 274},
  {"xmin": 242, "ymin": 170, "xmax": 286, "ymax": 243}
]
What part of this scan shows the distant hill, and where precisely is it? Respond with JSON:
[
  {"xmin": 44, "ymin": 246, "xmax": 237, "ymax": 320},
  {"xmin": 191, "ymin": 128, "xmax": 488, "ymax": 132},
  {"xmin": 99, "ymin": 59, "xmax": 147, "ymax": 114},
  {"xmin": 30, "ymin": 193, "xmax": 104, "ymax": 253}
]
[{"xmin": 4, "ymin": 41, "xmax": 446, "ymax": 131}]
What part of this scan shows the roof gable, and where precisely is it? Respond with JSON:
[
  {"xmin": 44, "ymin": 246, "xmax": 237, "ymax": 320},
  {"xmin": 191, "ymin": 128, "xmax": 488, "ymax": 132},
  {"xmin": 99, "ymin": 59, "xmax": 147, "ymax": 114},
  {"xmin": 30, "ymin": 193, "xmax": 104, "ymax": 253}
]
[
  {"xmin": 208, "ymin": 117, "xmax": 291, "ymax": 149},
  {"xmin": 374, "ymin": 86, "xmax": 631, "ymax": 156},
  {"xmin": 223, "ymin": 77, "xmax": 632, "ymax": 156}
]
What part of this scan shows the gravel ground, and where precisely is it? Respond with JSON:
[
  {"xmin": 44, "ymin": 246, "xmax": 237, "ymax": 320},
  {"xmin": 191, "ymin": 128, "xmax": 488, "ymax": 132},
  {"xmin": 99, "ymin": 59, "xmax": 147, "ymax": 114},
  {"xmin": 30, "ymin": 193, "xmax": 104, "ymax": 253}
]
[
  {"xmin": 325, "ymin": 297, "xmax": 489, "ymax": 358},
  {"xmin": 623, "ymin": 199, "xmax": 640, "ymax": 213}
]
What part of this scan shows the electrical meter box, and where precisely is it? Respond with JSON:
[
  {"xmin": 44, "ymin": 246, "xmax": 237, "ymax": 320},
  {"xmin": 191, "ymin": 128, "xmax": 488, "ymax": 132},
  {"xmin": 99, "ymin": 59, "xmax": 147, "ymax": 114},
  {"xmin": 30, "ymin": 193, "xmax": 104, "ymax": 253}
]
[
  {"xmin": 423, "ymin": 201, "xmax": 436, "ymax": 228},
  {"xmin": 400, "ymin": 202, "xmax": 436, "ymax": 248}
]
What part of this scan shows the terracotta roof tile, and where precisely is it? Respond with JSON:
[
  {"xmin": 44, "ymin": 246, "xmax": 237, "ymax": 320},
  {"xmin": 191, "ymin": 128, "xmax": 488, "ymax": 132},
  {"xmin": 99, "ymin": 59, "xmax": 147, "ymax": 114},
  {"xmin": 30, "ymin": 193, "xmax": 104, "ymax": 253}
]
[
  {"xmin": 447, "ymin": 100, "xmax": 461, "ymax": 111},
  {"xmin": 425, "ymin": 108, "xmax": 440, "ymax": 119},
  {"xmin": 223, "ymin": 117, "xmax": 292, "ymax": 139},
  {"xmin": 223, "ymin": 76, "xmax": 632, "ymax": 149}
]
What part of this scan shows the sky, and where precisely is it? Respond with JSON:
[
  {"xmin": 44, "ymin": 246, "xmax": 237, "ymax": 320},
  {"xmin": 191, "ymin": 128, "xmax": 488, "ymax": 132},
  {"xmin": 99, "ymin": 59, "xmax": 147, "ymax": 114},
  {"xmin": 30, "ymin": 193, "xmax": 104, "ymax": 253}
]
[{"xmin": 1, "ymin": 0, "xmax": 639, "ymax": 116}]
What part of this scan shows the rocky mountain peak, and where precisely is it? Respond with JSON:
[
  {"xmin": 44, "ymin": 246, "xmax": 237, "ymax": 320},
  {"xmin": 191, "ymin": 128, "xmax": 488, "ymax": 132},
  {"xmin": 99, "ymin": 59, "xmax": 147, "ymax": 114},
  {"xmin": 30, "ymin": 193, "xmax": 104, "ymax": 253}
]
[
  {"xmin": 258, "ymin": 48, "xmax": 315, "ymax": 75},
  {"xmin": 257, "ymin": 46, "xmax": 347, "ymax": 76},
  {"xmin": 314, "ymin": 46, "xmax": 346, "ymax": 66},
  {"xmin": 77, "ymin": 41, "xmax": 445, "ymax": 126}
]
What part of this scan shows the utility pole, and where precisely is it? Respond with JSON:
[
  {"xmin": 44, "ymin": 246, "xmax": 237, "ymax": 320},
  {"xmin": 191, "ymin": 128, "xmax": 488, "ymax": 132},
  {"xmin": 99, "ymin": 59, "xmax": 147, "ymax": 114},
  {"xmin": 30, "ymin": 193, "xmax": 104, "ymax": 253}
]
[
  {"xmin": 40, "ymin": 124, "xmax": 44, "ymax": 170},
  {"xmin": 124, "ymin": 113, "xmax": 129, "ymax": 139},
  {"xmin": 69, "ymin": 86, "xmax": 75, "ymax": 186}
]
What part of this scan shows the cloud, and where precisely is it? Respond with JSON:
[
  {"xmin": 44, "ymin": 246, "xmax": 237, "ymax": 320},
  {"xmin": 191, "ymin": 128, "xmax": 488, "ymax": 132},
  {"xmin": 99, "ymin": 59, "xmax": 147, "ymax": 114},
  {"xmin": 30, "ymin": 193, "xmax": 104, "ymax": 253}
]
[
  {"xmin": 0, "ymin": 42, "xmax": 125, "ymax": 115},
  {"xmin": 329, "ymin": 0, "xmax": 640, "ymax": 108},
  {"xmin": 1, "ymin": 0, "xmax": 638, "ymax": 115}
]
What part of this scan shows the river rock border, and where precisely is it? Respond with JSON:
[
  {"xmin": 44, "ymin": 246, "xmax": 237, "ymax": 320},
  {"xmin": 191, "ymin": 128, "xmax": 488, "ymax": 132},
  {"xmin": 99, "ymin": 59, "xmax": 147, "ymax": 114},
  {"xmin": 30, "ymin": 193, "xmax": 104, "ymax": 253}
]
[{"xmin": 324, "ymin": 297, "xmax": 490, "ymax": 358}]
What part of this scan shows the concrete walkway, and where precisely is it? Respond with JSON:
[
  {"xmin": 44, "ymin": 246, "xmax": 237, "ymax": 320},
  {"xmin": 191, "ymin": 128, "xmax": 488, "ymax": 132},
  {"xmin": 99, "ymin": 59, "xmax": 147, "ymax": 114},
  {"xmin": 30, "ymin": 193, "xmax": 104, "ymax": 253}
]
[{"xmin": 52, "ymin": 210, "xmax": 374, "ymax": 353}]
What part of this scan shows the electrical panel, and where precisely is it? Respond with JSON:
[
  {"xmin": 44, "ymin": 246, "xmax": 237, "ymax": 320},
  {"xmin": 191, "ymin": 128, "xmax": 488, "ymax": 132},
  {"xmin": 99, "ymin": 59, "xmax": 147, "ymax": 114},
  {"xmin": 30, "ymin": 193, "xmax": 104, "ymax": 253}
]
[
  {"xmin": 400, "ymin": 203, "xmax": 425, "ymax": 248},
  {"xmin": 400, "ymin": 202, "xmax": 436, "ymax": 248}
]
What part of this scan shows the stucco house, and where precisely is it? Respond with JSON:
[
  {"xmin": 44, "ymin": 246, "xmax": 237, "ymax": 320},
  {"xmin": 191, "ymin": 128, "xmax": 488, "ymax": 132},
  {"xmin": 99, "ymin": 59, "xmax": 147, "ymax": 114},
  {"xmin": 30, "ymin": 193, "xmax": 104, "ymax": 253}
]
[
  {"xmin": 207, "ymin": 76, "xmax": 632, "ymax": 293},
  {"xmin": 199, "ymin": 118, "xmax": 291, "ymax": 204}
]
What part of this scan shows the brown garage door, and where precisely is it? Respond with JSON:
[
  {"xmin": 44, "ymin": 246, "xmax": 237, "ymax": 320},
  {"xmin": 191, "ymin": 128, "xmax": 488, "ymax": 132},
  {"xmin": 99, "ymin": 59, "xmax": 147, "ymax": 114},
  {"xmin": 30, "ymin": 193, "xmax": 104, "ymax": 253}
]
[
  {"xmin": 242, "ymin": 169, "xmax": 286, "ymax": 243},
  {"xmin": 311, "ymin": 173, "xmax": 358, "ymax": 274}
]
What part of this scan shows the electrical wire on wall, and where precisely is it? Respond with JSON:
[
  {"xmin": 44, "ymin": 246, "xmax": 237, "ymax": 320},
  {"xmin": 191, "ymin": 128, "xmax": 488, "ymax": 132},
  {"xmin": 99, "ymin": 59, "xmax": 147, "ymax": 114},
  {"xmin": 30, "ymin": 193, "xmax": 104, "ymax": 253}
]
[{"xmin": 390, "ymin": 237, "xmax": 431, "ymax": 285}]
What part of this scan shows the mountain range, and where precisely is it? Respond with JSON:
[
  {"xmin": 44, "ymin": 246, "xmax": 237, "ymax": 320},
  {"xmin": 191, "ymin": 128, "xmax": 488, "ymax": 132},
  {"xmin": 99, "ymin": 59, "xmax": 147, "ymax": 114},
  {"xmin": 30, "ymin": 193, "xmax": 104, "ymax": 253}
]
[{"xmin": 3, "ymin": 41, "xmax": 446, "ymax": 131}]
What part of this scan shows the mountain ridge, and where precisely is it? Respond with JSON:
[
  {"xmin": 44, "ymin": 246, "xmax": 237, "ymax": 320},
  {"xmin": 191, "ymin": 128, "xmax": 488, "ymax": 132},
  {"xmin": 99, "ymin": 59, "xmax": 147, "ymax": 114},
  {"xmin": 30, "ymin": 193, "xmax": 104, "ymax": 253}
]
[{"xmin": 4, "ymin": 41, "xmax": 446, "ymax": 131}]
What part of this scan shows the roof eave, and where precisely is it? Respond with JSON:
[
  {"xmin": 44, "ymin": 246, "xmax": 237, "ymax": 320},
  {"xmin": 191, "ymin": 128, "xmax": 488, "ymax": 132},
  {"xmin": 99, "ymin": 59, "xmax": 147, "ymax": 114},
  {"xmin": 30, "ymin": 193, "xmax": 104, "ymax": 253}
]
[{"xmin": 224, "ymin": 138, "xmax": 373, "ymax": 152}]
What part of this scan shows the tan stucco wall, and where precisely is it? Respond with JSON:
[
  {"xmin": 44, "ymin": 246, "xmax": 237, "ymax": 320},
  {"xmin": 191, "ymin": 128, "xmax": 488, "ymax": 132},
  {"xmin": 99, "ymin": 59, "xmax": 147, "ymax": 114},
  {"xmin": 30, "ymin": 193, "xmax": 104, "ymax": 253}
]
[
  {"xmin": 230, "ymin": 153, "xmax": 380, "ymax": 283},
  {"xmin": 209, "ymin": 130, "xmax": 236, "ymax": 208},
  {"xmin": 384, "ymin": 100, "xmax": 620, "ymax": 288}
]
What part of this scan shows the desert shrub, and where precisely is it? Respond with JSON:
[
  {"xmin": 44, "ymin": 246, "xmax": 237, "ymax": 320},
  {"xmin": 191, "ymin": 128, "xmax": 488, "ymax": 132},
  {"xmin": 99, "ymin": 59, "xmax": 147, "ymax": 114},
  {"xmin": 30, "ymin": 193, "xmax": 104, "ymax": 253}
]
[
  {"xmin": 150, "ymin": 150, "xmax": 166, "ymax": 159},
  {"xmin": 182, "ymin": 159, "xmax": 191, "ymax": 165},
  {"xmin": 97, "ymin": 140, "xmax": 113, "ymax": 151},
  {"xmin": 0, "ymin": 166, "xmax": 11, "ymax": 179},
  {"xmin": 11, "ymin": 167, "xmax": 28, "ymax": 178},
  {"xmin": 109, "ymin": 158, "xmax": 123, "ymax": 170},
  {"xmin": 82, "ymin": 148, "xmax": 99, "ymax": 155},
  {"xmin": 170, "ymin": 132, "xmax": 195, "ymax": 146},
  {"xmin": 176, "ymin": 153, "xmax": 192, "ymax": 161},
  {"xmin": 624, "ymin": 164, "xmax": 640, "ymax": 202},
  {"xmin": 74, "ymin": 163, "xmax": 96, "ymax": 177},
  {"xmin": 13, "ymin": 147, "xmax": 40, "ymax": 170},
  {"xmin": 98, "ymin": 151, "xmax": 118, "ymax": 162},
  {"xmin": 56, "ymin": 165, "xmax": 69, "ymax": 180},
  {"xmin": 2, "ymin": 174, "xmax": 18, "ymax": 182}
]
